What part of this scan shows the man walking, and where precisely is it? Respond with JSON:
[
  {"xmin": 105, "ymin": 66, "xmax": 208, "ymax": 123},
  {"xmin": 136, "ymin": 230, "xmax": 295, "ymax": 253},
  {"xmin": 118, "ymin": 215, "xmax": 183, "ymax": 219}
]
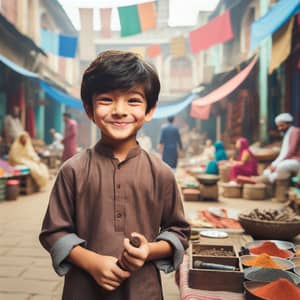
[{"xmin": 158, "ymin": 116, "xmax": 183, "ymax": 170}]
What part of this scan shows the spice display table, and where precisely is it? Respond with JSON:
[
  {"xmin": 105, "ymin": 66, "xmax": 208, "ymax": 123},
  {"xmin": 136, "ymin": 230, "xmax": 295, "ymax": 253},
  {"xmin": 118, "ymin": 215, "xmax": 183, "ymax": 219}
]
[{"xmin": 179, "ymin": 233, "xmax": 253, "ymax": 300}]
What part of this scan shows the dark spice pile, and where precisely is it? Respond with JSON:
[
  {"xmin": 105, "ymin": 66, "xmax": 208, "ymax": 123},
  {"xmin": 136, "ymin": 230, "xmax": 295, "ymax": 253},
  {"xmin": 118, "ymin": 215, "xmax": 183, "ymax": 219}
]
[
  {"xmin": 241, "ymin": 207, "xmax": 299, "ymax": 222},
  {"xmin": 192, "ymin": 247, "xmax": 235, "ymax": 256}
]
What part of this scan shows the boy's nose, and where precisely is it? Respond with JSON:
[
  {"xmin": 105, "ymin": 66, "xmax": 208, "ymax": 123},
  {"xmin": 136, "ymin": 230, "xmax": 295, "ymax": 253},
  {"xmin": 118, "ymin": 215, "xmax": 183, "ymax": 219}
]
[{"xmin": 112, "ymin": 101, "xmax": 127, "ymax": 115}]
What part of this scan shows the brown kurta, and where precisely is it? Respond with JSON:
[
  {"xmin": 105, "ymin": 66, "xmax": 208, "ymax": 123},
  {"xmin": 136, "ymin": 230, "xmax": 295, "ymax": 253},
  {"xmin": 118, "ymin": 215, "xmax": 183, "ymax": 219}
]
[{"xmin": 40, "ymin": 142, "xmax": 190, "ymax": 300}]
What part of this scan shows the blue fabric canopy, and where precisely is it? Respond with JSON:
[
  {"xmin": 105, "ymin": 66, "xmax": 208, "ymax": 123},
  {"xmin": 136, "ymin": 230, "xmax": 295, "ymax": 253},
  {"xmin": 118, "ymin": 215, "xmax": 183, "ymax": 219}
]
[
  {"xmin": 40, "ymin": 80, "xmax": 84, "ymax": 110},
  {"xmin": 251, "ymin": 0, "xmax": 300, "ymax": 49},
  {"xmin": 0, "ymin": 53, "xmax": 39, "ymax": 78},
  {"xmin": 153, "ymin": 93, "xmax": 196, "ymax": 119}
]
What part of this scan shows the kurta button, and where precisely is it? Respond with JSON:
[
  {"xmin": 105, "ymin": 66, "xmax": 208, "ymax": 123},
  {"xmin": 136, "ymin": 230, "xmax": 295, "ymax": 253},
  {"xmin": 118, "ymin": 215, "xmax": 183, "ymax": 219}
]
[
  {"xmin": 116, "ymin": 212, "xmax": 122, "ymax": 218},
  {"xmin": 117, "ymin": 184, "xmax": 120, "ymax": 189}
]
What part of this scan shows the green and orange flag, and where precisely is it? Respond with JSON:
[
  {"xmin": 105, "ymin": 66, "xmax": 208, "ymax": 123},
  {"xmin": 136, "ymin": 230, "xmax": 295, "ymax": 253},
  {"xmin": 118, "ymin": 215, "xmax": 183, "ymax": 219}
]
[{"xmin": 118, "ymin": 2, "xmax": 156, "ymax": 37}]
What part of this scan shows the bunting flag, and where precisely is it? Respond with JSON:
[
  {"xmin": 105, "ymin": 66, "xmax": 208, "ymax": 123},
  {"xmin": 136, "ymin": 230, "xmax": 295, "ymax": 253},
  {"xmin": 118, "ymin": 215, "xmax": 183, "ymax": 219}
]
[
  {"xmin": 79, "ymin": 8, "xmax": 95, "ymax": 61},
  {"xmin": 146, "ymin": 44, "xmax": 161, "ymax": 57},
  {"xmin": 189, "ymin": 10, "xmax": 233, "ymax": 53},
  {"xmin": 250, "ymin": 0, "xmax": 300, "ymax": 49},
  {"xmin": 100, "ymin": 8, "xmax": 112, "ymax": 38},
  {"xmin": 170, "ymin": 36, "xmax": 186, "ymax": 58},
  {"xmin": 190, "ymin": 57, "xmax": 257, "ymax": 118},
  {"xmin": 118, "ymin": 2, "xmax": 156, "ymax": 37},
  {"xmin": 269, "ymin": 17, "xmax": 294, "ymax": 74},
  {"xmin": 40, "ymin": 29, "xmax": 78, "ymax": 58}
]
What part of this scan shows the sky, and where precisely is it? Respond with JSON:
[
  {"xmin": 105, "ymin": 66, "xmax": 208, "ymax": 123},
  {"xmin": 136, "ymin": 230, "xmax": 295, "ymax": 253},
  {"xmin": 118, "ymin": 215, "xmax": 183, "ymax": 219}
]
[{"xmin": 57, "ymin": 0, "xmax": 219, "ymax": 30}]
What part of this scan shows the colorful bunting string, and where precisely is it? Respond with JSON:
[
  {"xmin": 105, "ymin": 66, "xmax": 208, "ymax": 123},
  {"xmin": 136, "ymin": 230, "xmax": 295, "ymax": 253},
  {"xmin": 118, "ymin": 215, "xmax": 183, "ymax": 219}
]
[
  {"xmin": 40, "ymin": 29, "xmax": 78, "ymax": 58},
  {"xmin": 118, "ymin": 2, "xmax": 156, "ymax": 37},
  {"xmin": 189, "ymin": 10, "xmax": 233, "ymax": 53}
]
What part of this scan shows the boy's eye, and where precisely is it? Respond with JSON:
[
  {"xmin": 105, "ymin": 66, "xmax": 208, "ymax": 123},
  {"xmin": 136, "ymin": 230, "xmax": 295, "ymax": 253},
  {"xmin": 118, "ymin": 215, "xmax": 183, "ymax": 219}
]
[
  {"xmin": 128, "ymin": 98, "xmax": 143, "ymax": 104},
  {"xmin": 98, "ymin": 97, "xmax": 112, "ymax": 103}
]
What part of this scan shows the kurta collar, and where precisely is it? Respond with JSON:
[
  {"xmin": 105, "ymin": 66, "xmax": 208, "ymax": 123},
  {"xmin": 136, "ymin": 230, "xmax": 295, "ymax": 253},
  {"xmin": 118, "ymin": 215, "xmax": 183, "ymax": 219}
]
[{"xmin": 94, "ymin": 140, "xmax": 141, "ymax": 161}]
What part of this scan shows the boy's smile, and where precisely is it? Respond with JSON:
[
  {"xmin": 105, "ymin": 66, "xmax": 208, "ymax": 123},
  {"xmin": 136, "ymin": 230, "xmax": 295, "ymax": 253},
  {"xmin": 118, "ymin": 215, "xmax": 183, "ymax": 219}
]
[{"xmin": 87, "ymin": 85, "xmax": 155, "ymax": 145}]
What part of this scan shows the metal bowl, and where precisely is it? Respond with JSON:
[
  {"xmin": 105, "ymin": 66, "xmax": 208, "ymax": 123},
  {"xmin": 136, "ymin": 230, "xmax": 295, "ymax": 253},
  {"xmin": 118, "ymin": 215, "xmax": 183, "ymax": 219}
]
[
  {"xmin": 245, "ymin": 240, "xmax": 295, "ymax": 251},
  {"xmin": 292, "ymin": 257, "xmax": 300, "ymax": 267},
  {"xmin": 244, "ymin": 267, "xmax": 300, "ymax": 285},
  {"xmin": 196, "ymin": 174, "xmax": 219, "ymax": 185},
  {"xmin": 240, "ymin": 255, "xmax": 295, "ymax": 271},
  {"xmin": 243, "ymin": 281, "xmax": 267, "ymax": 300}
]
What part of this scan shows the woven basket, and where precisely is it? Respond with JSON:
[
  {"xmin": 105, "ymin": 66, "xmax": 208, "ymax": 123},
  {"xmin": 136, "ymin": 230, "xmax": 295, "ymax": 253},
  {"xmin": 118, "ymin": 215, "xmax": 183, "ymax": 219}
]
[
  {"xmin": 239, "ymin": 215, "xmax": 300, "ymax": 240},
  {"xmin": 219, "ymin": 165, "xmax": 230, "ymax": 182},
  {"xmin": 243, "ymin": 183, "xmax": 267, "ymax": 200},
  {"xmin": 253, "ymin": 150, "xmax": 278, "ymax": 162},
  {"xmin": 275, "ymin": 179, "xmax": 290, "ymax": 202},
  {"xmin": 183, "ymin": 188, "xmax": 200, "ymax": 201},
  {"xmin": 221, "ymin": 182, "xmax": 242, "ymax": 198},
  {"xmin": 199, "ymin": 183, "xmax": 218, "ymax": 200}
]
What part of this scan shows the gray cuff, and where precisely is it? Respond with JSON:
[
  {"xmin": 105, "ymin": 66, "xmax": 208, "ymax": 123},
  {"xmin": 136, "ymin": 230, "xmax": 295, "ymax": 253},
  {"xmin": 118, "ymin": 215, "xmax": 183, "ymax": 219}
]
[
  {"xmin": 50, "ymin": 233, "xmax": 86, "ymax": 276},
  {"xmin": 154, "ymin": 231, "xmax": 184, "ymax": 273}
]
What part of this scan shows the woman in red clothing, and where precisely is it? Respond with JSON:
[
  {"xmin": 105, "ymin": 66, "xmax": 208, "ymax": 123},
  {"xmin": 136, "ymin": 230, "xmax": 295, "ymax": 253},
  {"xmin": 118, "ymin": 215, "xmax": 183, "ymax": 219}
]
[{"xmin": 229, "ymin": 137, "xmax": 258, "ymax": 181}]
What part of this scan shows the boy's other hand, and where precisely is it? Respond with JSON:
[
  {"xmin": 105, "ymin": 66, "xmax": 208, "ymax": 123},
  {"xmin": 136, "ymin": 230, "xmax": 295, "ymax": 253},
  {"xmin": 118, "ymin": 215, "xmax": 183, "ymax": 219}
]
[
  {"xmin": 119, "ymin": 233, "xmax": 149, "ymax": 272},
  {"xmin": 89, "ymin": 254, "xmax": 130, "ymax": 291}
]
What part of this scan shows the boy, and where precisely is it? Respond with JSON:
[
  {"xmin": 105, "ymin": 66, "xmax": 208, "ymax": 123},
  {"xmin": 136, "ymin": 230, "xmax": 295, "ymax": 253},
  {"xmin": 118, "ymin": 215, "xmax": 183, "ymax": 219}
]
[{"xmin": 39, "ymin": 50, "xmax": 190, "ymax": 300}]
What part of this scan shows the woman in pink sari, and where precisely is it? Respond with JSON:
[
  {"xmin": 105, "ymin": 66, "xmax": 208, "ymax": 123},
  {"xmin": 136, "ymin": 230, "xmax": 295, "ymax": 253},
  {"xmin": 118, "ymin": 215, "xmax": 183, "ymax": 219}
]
[{"xmin": 229, "ymin": 137, "xmax": 258, "ymax": 181}]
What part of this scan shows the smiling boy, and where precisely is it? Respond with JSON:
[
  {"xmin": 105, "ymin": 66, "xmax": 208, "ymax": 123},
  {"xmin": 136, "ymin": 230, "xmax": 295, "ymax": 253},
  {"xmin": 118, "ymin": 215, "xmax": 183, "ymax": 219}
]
[{"xmin": 39, "ymin": 50, "xmax": 190, "ymax": 300}]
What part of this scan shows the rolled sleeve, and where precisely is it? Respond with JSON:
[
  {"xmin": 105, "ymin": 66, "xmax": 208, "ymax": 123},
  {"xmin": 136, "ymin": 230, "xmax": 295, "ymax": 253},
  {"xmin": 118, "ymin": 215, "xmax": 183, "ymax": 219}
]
[
  {"xmin": 154, "ymin": 231, "xmax": 184, "ymax": 273},
  {"xmin": 50, "ymin": 233, "xmax": 86, "ymax": 276}
]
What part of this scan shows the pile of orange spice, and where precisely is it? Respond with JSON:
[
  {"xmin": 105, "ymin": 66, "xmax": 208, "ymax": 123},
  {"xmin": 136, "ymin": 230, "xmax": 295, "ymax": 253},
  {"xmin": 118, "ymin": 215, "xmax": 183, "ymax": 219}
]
[
  {"xmin": 251, "ymin": 278, "xmax": 300, "ymax": 300},
  {"xmin": 249, "ymin": 241, "xmax": 290, "ymax": 258},
  {"xmin": 244, "ymin": 253, "xmax": 284, "ymax": 269}
]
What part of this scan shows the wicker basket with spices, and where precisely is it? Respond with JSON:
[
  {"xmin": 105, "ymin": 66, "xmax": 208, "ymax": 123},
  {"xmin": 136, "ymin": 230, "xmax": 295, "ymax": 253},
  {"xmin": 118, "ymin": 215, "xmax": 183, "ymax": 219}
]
[
  {"xmin": 220, "ymin": 182, "xmax": 242, "ymax": 198},
  {"xmin": 243, "ymin": 183, "xmax": 267, "ymax": 200}
]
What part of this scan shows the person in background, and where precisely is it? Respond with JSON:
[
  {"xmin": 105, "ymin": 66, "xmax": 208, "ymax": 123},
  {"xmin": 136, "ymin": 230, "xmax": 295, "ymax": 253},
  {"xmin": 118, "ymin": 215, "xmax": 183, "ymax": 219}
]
[
  {"xmin": 263, "ymin": 113, "xmax": 300, "ymax": 183},
  {"xmin": 3, "ymin": 105, "xmax": 24, "ymax": 145},
  {"xmin": 8, "ymin": 131, "xmax": 49, "ymax": 189},
  {"xmin": 158, "ymin": 116, "xmax": 183, "ymax": 170},
  {"xmin": 201, "ymin": 139, "xmax": 215, "ymax": 161},
  {"xmin": 39, "ymin": 50, "xmax": 190, "ymax": 300},
  {"xmin": 48, "ymin": 128, "xmax": 63, "ymax": 154},
  {"xmin": 206, "ymin": 141, "xmax": 228, "ymax": 175},
  {"xmin": 229, "ymin": 137, "xmax": 258, "ymax": 182},
  {"xmin": 61, "ymin": 113, "xmax": 78, "ymax": 162}
]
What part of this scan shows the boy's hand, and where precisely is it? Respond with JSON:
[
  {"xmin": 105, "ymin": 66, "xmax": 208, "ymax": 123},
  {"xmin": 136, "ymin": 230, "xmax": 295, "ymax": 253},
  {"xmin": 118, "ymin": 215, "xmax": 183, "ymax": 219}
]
[
  {"xmin": 88, "ymin": 254, "xmax": 130, "ymax": 291},
  {"xmin": 118, "ymin": 233, "xmax": 149, "ymax": 272}
]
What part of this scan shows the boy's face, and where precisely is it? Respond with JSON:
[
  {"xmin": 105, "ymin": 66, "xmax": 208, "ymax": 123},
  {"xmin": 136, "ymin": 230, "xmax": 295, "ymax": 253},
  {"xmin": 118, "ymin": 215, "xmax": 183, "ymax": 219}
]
[{"xmin": 86, "ymin": 85, "xmax": 155, "ymax": 143}]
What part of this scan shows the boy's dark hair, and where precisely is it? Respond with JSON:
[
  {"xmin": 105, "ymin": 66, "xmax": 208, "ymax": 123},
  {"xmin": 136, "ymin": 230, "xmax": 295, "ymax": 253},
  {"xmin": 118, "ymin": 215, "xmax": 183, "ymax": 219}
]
[{"xmin": 81, "ymin": 50, "xmax": 160, "ymax": 114}]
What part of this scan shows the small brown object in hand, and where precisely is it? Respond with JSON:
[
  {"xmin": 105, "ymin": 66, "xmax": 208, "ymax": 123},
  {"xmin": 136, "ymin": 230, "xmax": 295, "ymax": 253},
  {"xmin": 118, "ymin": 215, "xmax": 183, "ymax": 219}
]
[{"xmin": 116, "ymin": 236, "xmax": 141, "ymax": 271}]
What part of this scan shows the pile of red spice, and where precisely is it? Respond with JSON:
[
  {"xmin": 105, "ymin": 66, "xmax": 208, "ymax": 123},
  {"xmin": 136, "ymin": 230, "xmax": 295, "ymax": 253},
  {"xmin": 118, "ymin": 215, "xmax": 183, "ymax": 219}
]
[
  {"xmin": 251, "ymin": 278, "xmax": 300, "ymax": 300},
  {"xmin": 249, "ymin": 241, "xmax": 291, "ymax": 258}
]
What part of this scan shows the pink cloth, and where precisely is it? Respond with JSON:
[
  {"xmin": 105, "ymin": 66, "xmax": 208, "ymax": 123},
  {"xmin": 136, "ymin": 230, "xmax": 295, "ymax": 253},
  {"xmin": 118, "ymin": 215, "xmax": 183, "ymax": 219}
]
[
  {"xmin": 190, "ymin": 57, "xmax": 257, "ymax": 118},
  {"xmin": 62, "ymin": 119, "xmax": 78, "ymax": 162},
  {"xmin": 229, "ymin": 137, "xmax": 258, "ymax": 180},
  {"xmin": 285, "ymin": 127, "xmax": 300, "ymax": 161}
]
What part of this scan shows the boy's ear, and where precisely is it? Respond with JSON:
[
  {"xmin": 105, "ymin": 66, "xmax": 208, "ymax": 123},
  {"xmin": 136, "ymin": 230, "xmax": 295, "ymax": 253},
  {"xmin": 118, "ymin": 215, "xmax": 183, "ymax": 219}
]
[{"xmin": 144, "ymin": 105, "xmax": 156, "ymax": 122}]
